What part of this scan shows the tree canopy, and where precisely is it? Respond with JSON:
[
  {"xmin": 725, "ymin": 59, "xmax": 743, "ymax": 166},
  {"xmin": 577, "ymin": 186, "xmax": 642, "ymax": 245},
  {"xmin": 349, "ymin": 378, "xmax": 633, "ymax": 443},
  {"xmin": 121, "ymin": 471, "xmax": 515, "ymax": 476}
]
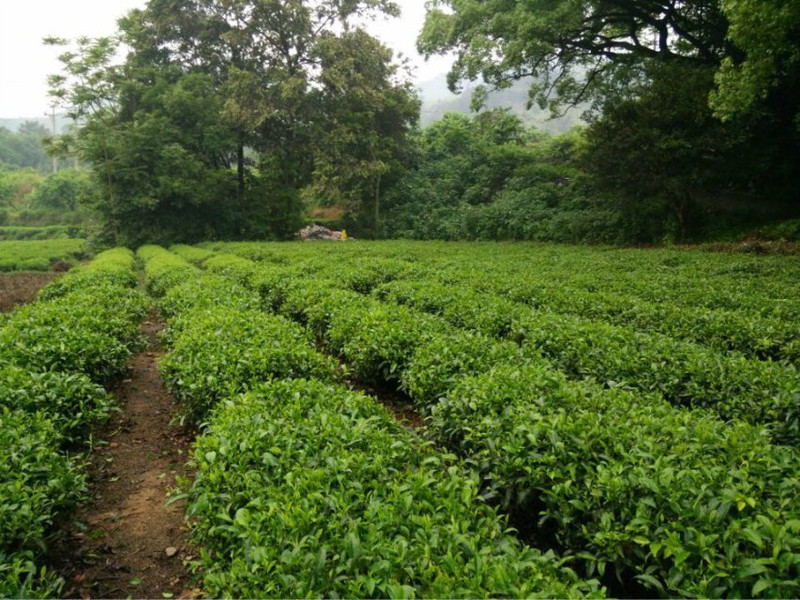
[
  {"xmin": 711, "ymin": 0, "xmax": 800, "ymax": 128},
  {"xmin": 418, "ymin": 0, "xmax": 799, "ymax": 235},
  {"xmin": 38, "ymin": 0, "xmax": 799, "ymax": 245},
  {"xmin": 0, "ymin": 123, "xmax": 51, "ymax": 173},
  {"xmin": 47, "ymin": 0, "xmax": 418, "ymax": 245},
  {"xmin": 418, "ymin": 0, "xmax": 730, "ymax": 112}
]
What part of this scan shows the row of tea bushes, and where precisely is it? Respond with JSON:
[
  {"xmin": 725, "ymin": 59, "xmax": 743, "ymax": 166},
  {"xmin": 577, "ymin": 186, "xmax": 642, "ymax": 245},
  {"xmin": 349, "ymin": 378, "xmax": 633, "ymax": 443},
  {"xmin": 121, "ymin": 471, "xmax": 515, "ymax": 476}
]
[
  {"xmin": 0, "ymin": 225, "xmax": 84, "ymax": 241},
  {"xmin": 139, "ymin": 246, "xmax": 602, "ymax": 598},
  {"xmin": 207, "ymin": 241, "xmax": 800, "ymax": 362},
  {"xmin": 190, "ymin": 379, "xmax": 599, "ymax": 598},
  {"xmin": 371, "ymin": 279, "xmax": 800, "ymax": 444},
  {"xmin": 198, "ymin": 254, "xmax": 800, "ymax": 598},
  {"xmin": 38, "ymin": 247, "xmax": 138, "ymax": 300},
  {"xmin": 184, "ymin": 251, "xmax": 800, "ymax": 444},
  {"xmin": 305, "ymin": 251, "xmax": 799, "ymax": 364},
  {"xmin": 0, "ymin": 248, "xmax": 146, "ymax": 597},
  {"xmin": 425, "ymin": 245, "xmax": 800, "ymax": 322},
  {"xmin": 474, "ymin": 274, "xmax": 799, "ymax": 364},
  {"xmin": 0, "ymin": 238, "xmax": 86, "ymax": 272}
]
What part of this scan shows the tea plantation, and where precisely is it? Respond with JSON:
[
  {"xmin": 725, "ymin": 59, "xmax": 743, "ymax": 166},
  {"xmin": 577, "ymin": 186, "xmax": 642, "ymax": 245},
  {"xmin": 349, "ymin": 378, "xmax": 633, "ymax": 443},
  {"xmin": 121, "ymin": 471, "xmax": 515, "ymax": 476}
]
[{"xmin": 1, "ymin": 241, "xmax": 798, "ymax": 597}]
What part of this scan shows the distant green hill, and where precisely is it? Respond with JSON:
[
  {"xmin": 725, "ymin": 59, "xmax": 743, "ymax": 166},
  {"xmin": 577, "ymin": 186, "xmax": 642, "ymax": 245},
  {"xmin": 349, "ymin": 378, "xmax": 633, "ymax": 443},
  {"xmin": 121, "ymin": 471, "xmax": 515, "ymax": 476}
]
[
  {"xmin": 2, "ymin": 81, "xmax": 581, "ymax": 136},
  {"xmin": 0, "ymin": 116, "xmax": 73, "ymax": 134},
  {"xmin": 418, "ymin": 74, "xmax": 585, "ymax": 133}
]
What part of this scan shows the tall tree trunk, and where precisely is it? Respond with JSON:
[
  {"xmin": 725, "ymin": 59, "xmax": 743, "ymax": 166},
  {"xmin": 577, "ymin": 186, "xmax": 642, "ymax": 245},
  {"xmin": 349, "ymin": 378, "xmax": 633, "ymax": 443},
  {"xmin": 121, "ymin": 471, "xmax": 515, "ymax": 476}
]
[
  {"xmin": 374, "ymin": 172, "xmax": 382, "ymax": 237},
  {"xmin": 103, "ymin": 138, "xmax": 119, "ymax": 245},
  {"xmin": 237, "ymin": 134, "xmax": 245, "ymax": 200},
  {"xmin": 673, "ymin": 193, "xmax": 690, "ymax": 240}
]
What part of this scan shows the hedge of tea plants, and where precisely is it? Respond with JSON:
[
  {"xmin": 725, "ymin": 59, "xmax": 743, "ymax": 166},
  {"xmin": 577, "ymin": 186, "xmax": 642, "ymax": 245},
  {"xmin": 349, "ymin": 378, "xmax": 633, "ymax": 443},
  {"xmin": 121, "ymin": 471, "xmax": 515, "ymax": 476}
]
[
  {"xmin": 191, "ymin": 242, "xmax": 800, "ymax": 598},
  {"xmin": 197, "ymin": 244, "xmax": 800, "ymax": 442},
  {"xmin": 0, "ymin": 238, "xmax": 87, "ymax": 271},
  {"xmin": 0, "ymin": 248, "xmax": 146, "ymax": 597},
  {"xmin": 370, "ymin": 279, "xmax": 800, "ymax": 442},
  {"xmin": 209, "ymin": 240, "xmax": 800, "ymax": 362},
  {"xmin": 139, "ymin": 245, "xmax": 603, "ymax": 598}
]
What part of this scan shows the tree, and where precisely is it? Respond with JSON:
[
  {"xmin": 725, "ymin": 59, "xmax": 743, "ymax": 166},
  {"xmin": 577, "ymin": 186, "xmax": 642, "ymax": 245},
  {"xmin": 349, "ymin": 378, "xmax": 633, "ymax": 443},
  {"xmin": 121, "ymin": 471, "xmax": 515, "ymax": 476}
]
[
  {"xmin": 419, "ymin": 0, "xmax": 800, "ymax": 230},
  {"xmin": 49, "ymin": 38, "xmax": 241, "ymax": 244},
  {"xmin": 307, "ymin": 30, "xmax": 419, "ymax": 234},
  {"xmin": 585, "ymin": 63, "xmax": 720, "ymax": 238},
  {"xmin": 122, "ymin": 0, "xmax": 401, "ymax": 196},
  {"xmin": 0, "ymin": 123, "xmax": 50, "ymax": 172},
  {"xmin": 711, "ymin": 0, "xmax": 800, "ymax": 125},
  {"xmin": 48, "ymin": 0, "xmax": 417, "ymax": 242},
  {"xmin": 383, "ymin": 109, "xmax": 542, "ymax": 219},
  {"xmin": 418, "ymin": 0, "xmax": 729, "ymax": 113},
  {"xmin": 124, "ymin": 0, "xmax": 416, "ymax": 236},
  {"xmin": 27, "ymin": 168, "xmax": 98, "ymax": 212},
  {"xmin": 0, "ymin": 169, "xmax": 44, "ymax": 211}
]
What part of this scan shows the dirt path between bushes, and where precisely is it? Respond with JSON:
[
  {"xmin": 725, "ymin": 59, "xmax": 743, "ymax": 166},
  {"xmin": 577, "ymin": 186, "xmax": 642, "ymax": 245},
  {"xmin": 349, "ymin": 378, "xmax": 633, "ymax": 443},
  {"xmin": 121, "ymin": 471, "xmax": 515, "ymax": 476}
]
[{"xmin": 58, "ymin": 313, "xmax": 198, "ymax": 600}]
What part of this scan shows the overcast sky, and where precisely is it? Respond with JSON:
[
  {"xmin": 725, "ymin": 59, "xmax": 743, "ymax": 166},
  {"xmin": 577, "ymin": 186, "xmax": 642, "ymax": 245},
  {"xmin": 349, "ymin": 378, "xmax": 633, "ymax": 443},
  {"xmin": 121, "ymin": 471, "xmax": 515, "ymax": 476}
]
[{"xmin": 0, "ymin": 0, "xmax": 453, "ymax": 118}]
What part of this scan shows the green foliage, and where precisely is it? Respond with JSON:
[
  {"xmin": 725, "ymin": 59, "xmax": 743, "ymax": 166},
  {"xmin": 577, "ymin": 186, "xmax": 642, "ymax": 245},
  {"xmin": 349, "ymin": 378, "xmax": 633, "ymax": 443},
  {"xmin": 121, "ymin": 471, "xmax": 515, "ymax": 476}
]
[
  {"xmin": 418, "ymin": 0, "xmax": 727, "ymax": 113},
  {"xmin": 712, "ymin": 0, "xmax": 800, "ymax": 123},
  {"xmin": 49, "ymin": 1, "xmax": 418, "ymax": 244},
  {"xmin": 583, "ymin": 61, "xmax": 791, "ymax": 241},
  {"xmin": 160, "ymin": 307, "xmax": 341, "ymax": 423},
  {"xmin": 0, "ymin": 249, "xmax": 147, "ymax": 383},
  {"xmin": 168, "ymin": 244, "xmax": 216, "ymax": 265},
  {"xmin": 143, "ymin": 248, "xmax": 338, "ymax": 425},
  {"xmin": 0, "ymin": 166, "xmax": 100, "ymax": 230},
  {"xmin": 326, "ymin": 300, "xmax": 446, "ymax": 384},
  {"xmin": 0, "ymin": 239, "xmax": 86, "ymax": 271},
  {"xmin": 0, "ymin": 366, "xmax": 112, "ymax": 447},
  {"xmin": 201, "ymin": 253, "xmax": 258, "ymax": 286},
  {"xmin": 307, "ymin": 30, "xmax": 419, "ymax": 235},
  {"xmin": 0, "ymin": 246, "xmax": 143, "ymax": 597},
  {"xmin": 0, "ymin": 551, "xmax": 63, "ymax": 599},
  {"xmin": 39, "ymin": 247, "xmax": 138, "ymax": 299},
  {"xmin": 0, "ymin": 294, "xmax": 142, "ymax": 383},
  {"xmin": 752, "ymin": 219, "xmax": 800, "ymax": 242},
  {"xmin": 431, "ymin": 365, "xmax": 800, "ymax": 597},
  {"xmin": 0, "ymin": 408, "xmax": 85, "ymax": 572},
  {"xmin": 26, "ymin": 168, "xmax": 98, "ymax": 212},
  {"xmin": 139, "ymin": 245, "xmax": 600, "ymax": 597},
  {"xmin": 0, "ymin": 226, "xmax": 85, "ymax": 241},
  {"xmin": 402, "ymin": 329, "xmax": 523, "ymax": 406},
  {"xmin": 416, "ymin": 1, "xmax": 799, "ymax": 242},
  {"xmin": 65, "ymin": 68, "xmax": 242, "ymax": 245},
  {"xmin": 372, "ymin": 277, "xmax": 800, "ymax": 439},
  {"xmin": 188, "ymin": 379, "xmax": 600, "ymax": 598},
  {"xmin": 202, "ymin": 240, "xmax": 800, "ymax": 597},
  {"xmin": 0, "ymin": 123, "xmax": 50, "ymax": 173},
  {"xmin": 0, "ymin": 169, "xmax": 44, "ymax": 210},
  {"xmin": 159, "ymin": 274, "xmax": 260, "ymax": 322},
  {"xmin": 382, "ymin": 111, "xmax": 612, "ymax": 242},
  {"xmin": 138, "ymin": 245, "xmax": 200, "ymax": 298}
]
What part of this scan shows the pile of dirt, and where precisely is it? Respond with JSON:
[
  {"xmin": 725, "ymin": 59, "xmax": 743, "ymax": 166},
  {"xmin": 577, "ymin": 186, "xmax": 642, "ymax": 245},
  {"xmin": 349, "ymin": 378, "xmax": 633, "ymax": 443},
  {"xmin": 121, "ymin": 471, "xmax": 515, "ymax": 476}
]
[
  {"xmin": 0, "ymin": 272, "xmax": 61, "ymax": 312},
  {"xmin": 298, "ymin": 224, "xmax": 348, "ymax": 241}
]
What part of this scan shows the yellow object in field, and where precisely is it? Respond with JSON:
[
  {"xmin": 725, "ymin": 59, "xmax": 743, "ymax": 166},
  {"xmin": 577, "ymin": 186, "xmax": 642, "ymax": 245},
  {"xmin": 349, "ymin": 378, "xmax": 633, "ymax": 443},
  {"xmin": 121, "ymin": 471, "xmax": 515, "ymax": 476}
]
[{"xmin": 341, "ymin": 229, "xmax": 348, "ymax": 241}]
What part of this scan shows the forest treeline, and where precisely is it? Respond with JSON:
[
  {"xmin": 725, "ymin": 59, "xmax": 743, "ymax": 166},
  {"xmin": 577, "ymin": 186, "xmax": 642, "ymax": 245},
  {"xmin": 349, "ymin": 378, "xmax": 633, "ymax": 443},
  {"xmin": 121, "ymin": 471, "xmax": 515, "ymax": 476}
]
[
  {"xmin": 0, "ymin": 123, "xmax": 95, "ymax": 229},
  {"xmin": 15, "ymin": 0, "xmax": 800, "ymax": 244}
]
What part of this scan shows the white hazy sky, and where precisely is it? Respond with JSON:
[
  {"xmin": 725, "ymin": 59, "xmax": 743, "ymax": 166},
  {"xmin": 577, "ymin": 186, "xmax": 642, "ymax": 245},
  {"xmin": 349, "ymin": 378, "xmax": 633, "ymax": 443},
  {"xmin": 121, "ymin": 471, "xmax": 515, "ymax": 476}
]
[{"xmin": 0, "ymin": 0, "xmax": 452, "ymax": 118}]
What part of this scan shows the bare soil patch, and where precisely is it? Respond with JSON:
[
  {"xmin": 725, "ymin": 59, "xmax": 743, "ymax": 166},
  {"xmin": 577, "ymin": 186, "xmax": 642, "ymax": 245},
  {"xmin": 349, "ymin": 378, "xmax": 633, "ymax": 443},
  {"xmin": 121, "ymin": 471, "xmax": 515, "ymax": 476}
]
[
  {"xmin": 58, "ymin": 314, "xmax": 198, "ymax": 599},
  {"xmin": 0, "ymin": 272, "xmax": 61, "ymax": 312},
  {"xmin": 349, "ymin": 378, "xmax": 426, "ymax": 430}
]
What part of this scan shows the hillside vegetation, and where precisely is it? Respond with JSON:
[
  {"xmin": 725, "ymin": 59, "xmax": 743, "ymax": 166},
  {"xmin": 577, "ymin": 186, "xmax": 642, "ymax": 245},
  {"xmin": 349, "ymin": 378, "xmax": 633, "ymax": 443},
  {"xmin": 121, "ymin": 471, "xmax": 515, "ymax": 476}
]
[{"xmin": 21, "ymin": 0, "xmax": 795, "ymax": 245}]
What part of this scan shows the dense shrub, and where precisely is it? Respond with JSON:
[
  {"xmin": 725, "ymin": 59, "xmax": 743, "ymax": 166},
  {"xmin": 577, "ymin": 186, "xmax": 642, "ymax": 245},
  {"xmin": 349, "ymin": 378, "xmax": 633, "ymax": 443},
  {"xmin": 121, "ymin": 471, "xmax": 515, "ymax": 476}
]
[
  {"xmin": 0, "ymin": 247, "xmax": 145, "ymax": 597},
  {"xmin": 187, "ymin": 379, "xmax": 601, "ymax": 598},
  {"xmin": 0, "ymin": 366, "xmax": 112, "ymax": 447},
  {"xmin": 160, "ymin": 307, "xmax": 341, "ymax": 423}
]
